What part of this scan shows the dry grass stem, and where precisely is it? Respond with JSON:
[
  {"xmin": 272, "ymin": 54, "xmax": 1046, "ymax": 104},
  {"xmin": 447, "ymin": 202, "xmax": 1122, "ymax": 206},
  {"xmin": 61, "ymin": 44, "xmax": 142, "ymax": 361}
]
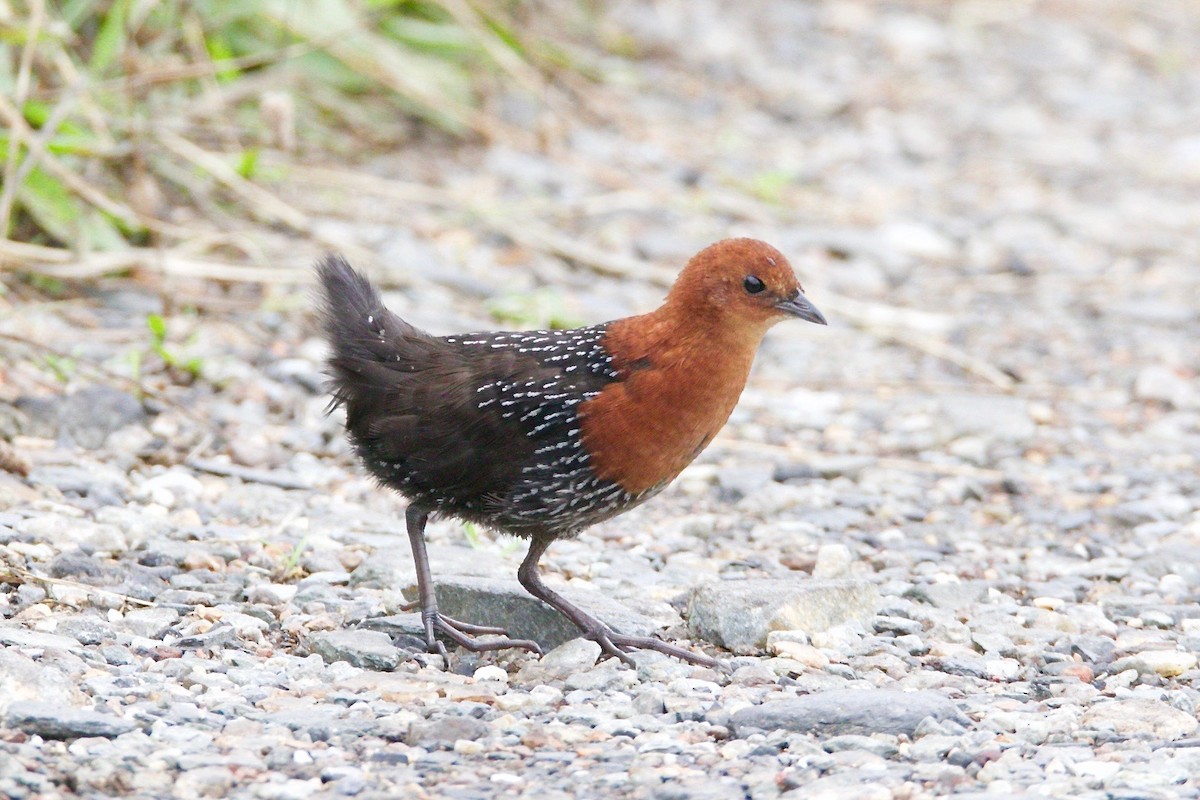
[{"xmin": 1, "ymin": 565, "xmax": 156, "ymax": 608}]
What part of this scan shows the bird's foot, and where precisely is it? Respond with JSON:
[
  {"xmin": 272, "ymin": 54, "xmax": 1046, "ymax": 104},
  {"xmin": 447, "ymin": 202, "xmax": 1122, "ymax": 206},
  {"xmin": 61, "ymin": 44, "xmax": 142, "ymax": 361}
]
[
  {"xmin": 582, "ymin": 626, "xmax": 723, "ymax": 670},
  {"xmin": 419, "ymin": 610, "xmax": 543, "ymax": 659}
]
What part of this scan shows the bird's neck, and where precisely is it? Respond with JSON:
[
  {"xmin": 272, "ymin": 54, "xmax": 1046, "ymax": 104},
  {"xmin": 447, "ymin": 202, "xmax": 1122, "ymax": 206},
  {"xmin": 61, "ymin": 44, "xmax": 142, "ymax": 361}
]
[{"xmin": 578, "ymin": 306, "xmax": 767, "ymax": 495}]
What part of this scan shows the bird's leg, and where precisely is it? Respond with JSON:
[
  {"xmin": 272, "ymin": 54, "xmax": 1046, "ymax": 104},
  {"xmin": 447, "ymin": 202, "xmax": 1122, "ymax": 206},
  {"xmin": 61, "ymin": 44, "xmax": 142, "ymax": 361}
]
[
  {"xmin": 517, "ymin": 536, "xmax": 720, "ymax": 669},
  {"xmin": 404, "ymin": 505, "xmax": 542, "ymax": 658}
]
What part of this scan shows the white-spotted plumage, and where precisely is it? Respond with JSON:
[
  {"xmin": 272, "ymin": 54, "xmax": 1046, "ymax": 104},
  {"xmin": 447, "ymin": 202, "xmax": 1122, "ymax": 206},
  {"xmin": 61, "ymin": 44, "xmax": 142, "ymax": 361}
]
[{"xmin": 438, "ymin": 324, "xmax": 659, "ymax": 533}]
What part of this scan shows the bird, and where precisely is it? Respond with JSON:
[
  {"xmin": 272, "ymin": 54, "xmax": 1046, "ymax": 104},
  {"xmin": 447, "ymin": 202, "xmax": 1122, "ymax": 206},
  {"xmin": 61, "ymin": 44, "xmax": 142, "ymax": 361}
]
[{"xmin": 316, "ymin": 238, "xmax": 826, "ymax": 667}]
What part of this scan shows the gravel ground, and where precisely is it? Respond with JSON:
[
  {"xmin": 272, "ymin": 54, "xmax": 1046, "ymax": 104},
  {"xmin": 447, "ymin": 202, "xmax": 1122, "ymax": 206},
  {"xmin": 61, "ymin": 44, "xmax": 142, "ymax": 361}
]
[{"xmin": 3, "ymin": 1, "xmax": 1200, "ymax": 798}]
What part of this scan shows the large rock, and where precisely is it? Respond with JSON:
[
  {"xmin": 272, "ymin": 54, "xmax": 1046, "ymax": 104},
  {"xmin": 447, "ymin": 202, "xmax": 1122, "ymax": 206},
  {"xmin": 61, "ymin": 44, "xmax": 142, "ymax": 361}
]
[
  {"xmin": 364, "ymin": 576, "xmax": 658, "ymax": 653},
  {"xmin": 730, "ymin": 690, "xmax": 968, "ymax": 737},
  {"xmin": 6, "ymin": 701, "xmax": 137, "ymax": 739},
  {"xmin": 432, "ymin": 577, "xmax": 656, "ymax": 651},
  {"xmin": 0, "ymin": 650, "xmax": 84, "ymax": 716},
  {"xmin": 1081, "ymin": 699, "xmax": 1199, "ymax": 740},
  {"xmin": 686, "ymin": 579, "xmax": 880, "ymax": 653},
  {"xmin": 0, "ymin": 627, "xmax": 84, "ymax": 654},
  {"xmin": 16, "ymin": 386, "xmax": 147, "ymax": 449}
]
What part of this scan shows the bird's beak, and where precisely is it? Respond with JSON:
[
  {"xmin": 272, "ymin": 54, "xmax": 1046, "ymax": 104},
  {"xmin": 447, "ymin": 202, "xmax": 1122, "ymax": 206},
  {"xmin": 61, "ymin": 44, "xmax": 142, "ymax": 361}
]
[{"xmin": 775, "ymin": 292, "xmax": 827, "ymax": 325}]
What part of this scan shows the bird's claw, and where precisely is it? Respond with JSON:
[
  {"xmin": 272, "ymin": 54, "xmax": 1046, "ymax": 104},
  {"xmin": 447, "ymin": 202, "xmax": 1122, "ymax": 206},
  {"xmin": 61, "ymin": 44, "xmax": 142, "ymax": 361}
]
[
  {"xmin": 582, "ymin": 626, "xmax": 720, "ymax": 669},
  {"xmin": 419, "ymin": 610, "xmax": 543, "ymax": 658}
]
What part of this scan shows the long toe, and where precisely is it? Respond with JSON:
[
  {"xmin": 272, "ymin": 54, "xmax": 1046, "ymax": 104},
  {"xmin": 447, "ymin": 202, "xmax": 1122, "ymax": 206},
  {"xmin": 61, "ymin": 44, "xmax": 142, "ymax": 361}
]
[
  {"xmin": 438, "ymin": 614, "xmax": 510, "ymax": 636},
  {"xmin": 605, "ymin": 632, "xmax": 720, "ymax": 669},
  {"xmin": 590, "ymin": 632, "xmax": 637, "ymax": 668},
  {"xmin": 433, "ymin": 616, "xmax": 543, "ymax": 656}
]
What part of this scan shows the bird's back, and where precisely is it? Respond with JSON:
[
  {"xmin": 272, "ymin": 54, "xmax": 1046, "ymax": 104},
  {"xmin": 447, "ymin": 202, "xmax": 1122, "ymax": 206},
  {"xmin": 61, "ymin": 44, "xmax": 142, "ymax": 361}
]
[{"xmin": 317, "ymin": 256, "xmax": 652, "ymax": 537}]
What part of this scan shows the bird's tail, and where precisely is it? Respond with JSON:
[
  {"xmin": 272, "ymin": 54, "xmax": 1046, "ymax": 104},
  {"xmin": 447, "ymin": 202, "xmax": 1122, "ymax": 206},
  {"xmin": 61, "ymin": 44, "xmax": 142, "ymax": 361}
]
[{"xmin": 315, "ymin": 254, "xmax": 422, "ymax": 408}]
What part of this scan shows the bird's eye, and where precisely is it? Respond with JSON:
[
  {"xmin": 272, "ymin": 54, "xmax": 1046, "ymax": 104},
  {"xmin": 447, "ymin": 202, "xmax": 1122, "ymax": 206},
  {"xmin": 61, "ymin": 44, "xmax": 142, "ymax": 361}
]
[{"xmin": 743, "ymin": 275, "xmax": 766, "ymax": 294}]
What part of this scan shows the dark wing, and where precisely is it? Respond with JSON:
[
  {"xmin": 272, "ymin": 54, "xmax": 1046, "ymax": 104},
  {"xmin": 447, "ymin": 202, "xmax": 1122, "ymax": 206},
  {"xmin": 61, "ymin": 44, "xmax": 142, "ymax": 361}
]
[{"xmin": 317, "ymin": 256, "xmax": 616, "ymax": 517}]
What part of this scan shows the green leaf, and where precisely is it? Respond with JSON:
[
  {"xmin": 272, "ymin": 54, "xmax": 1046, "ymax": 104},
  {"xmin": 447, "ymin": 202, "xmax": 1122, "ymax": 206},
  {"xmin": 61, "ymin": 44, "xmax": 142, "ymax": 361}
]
[
  {"xmin": 16, "ymin": 168, "xmax": 83, "ymax": 244},
  {"xmin": 89, "ymin": 0, "xmax": 129, "ymax": 75},
  {"xmin": 235, "ymin": 148, "xmax": 259, "ymax": 179},
  {"xmin": 147, "ymin": 313, "xmax": 168, "ymax": 345},
  {"xmin": 206, "ymin": 34, "xmax": 241, "ymax": 82}
]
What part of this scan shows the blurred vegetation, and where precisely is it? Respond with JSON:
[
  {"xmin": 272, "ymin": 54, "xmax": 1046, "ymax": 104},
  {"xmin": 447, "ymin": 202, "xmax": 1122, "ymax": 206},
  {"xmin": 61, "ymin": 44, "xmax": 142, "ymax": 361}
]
[{"xmin": 0, "ymin": 0, "xmax": 553, "ymax": 264}]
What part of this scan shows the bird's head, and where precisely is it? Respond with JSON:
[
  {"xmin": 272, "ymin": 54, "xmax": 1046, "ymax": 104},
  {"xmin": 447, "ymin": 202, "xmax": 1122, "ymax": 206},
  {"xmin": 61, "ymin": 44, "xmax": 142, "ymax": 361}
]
[{"xmin": 667, "ymin": 238, "xmax": 826, "ymax": 336}]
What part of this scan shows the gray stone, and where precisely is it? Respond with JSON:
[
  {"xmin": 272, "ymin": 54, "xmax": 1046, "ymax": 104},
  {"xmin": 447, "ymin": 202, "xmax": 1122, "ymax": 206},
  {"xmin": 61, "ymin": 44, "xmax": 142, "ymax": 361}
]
[
  {"xmin": 810, "ymin": 455, "xmax": 876, "ymax": 480},
  {"xmin": 406, "ymin": 715, "xmax": 489, "ymax": 748},
  {"xmin": 264, "ymin": 704, "xmax": 373, "ymax": 741},
  {"xmin": 1108, "ymin": 651, "xmax": 1197, "ymax": 678},
  {"xmin": 6, "ymin": 701, "xmax": 137, "ymax": 739},
  {"xmin": 563, "ymin": 658, "xmax": 626, "ymax": 691},
  {"xmin": 0, "ymin": 627, "xmax": 83, "ymax": 653},
  {"xmin": 0, "ymin": 650, "xmax": 82, "ymax": 715},
  {"xmin": 27, "ymin": 465, "xmax": 129, "ymax": 505},
  {"xmin": 730, "ymin": 690, "xmax": 969, "ymax": 737},
  {"xmin": 48, "ymin": 550, "xmax": 109, "ymax": 578},
  {"xmin": 116, "ymin": 607, "xmax": 180, "ymax": 638},
  {"xmin": 1133, "ymin": 365, "xmax": 1199, "ymax": 409},
  {"xmin": 1110, "ymin": 496, "xmax": 1191, "ymax": 528},
  {"xmin": 906, "ymin": 581, "xmax": 988, "ymax": 611},
  {"xmin": 717, "ymin": 465, "xmax": 776, "ymax": 500},
  {"xmin": 16, "ymin": 386, "xmax": 147, "ymax": 449},
  {"xmin": 1082, "ymin": 699, "xmax": 1198, "ymax": 740},
  {"xmin": 874, "ymin": 615, "xmax": 923, "ymax": 636},
  {"xmin": 813, "ymin": 544, "xmax": 856, "ymax": 579},
  {"xmin": 522, "ymin": 638, "xmax": 604, "ymax": 682},
  {"xmin": 307, "ymin": 630, "xmax": 403, "ymax": 671},
  {"xmin": 930, "ymin": 655, "xmax": 988, "ymax": 679},
  {"xmin": 687, "ymin": 579, "xmax": 880, "ymax": 653},
  {"xmin": 54, "ymin": 614, "xmax": 116, "ymax": 646},
  {"xmin": 822, "ymin": 734, "xmax": 900, "ymax": 758},
  {"xmin": 417, "ymin": 576, "xmax": 656, "ymax": 651}
]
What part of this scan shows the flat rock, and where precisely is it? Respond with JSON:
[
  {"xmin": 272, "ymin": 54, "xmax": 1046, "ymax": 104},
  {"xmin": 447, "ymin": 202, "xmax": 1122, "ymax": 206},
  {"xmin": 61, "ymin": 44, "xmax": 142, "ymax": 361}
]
[
  {"xmin": 1082, "ymin": 699, "xmax": 1199, "ymax": 740},
  {"xmin": 406, "ymin": 715, "xmax": 489, "ymax": 748},
  {"xmin": 394, "ymin": 576, "xmax": 657, "ymax": 651},
  {"xmin": 6, "ymin": 701, "xmax": 137, "ymax": 739},
  {"xmin": 116, "ymin": 607, "xmax": 181, "ymax": 638},
  {"xmin": 0, "ymin": 650, "xmax": 83, "ymax": 715},
  {"xmin": 16, "ymin": 386, "xmax": 147, "ymax": 449},
  {"xmin": 687, "ymin": 579, "xmax": 881, "ymax": 653},
  {"xmin": 0, "ymin": 627, "xmax": 84, "ymax": 653},
  {"xmin": 906, "ymin": 580, "xmax": 989, "ymax": 611},
  {"xmin": 306, "ymin": 630, "xmax": 403, "ymax": 671},
  {"xmin": 729, "ymin": 689, "xmax": 968, "ymax": 737}
]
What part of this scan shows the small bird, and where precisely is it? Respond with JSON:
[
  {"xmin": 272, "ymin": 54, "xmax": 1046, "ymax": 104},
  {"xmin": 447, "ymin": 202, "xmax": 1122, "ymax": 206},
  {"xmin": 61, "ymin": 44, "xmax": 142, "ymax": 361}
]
[{"xmin": 317, "ymin": 238, "xmax": 826, "ymax": 667}]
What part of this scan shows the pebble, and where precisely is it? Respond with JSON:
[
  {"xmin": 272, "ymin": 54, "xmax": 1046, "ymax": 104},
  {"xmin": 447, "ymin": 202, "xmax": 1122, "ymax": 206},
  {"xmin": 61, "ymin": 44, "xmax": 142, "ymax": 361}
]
[
  {"xmin": 473, "ymin": 664, "xmax": 509, "ymax": 683},
  {"xmin": 519, "ymin": 638, "xmax": 603, "ymax": 682},
  {"xmin": 306, "ymin": 630, "xmax": 403, "ymax": 671},
  {"xmin": 406, "ymin": 716, "xmax": 489, "ymax": 749},
  {"xmin": 1109, "ymin": 650, "xmax": 1198, "ymax": 678},
  {"xmin": 687, "ymin": 579, "xmax": 881, "ymax": 652},
  {"xmin": 1134, "ymin": 365, "xmax": 1199, "ymax": 409},
  {"xmin": 729, "ymin": 689, "xmax": 969, "ymax": 737}
]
